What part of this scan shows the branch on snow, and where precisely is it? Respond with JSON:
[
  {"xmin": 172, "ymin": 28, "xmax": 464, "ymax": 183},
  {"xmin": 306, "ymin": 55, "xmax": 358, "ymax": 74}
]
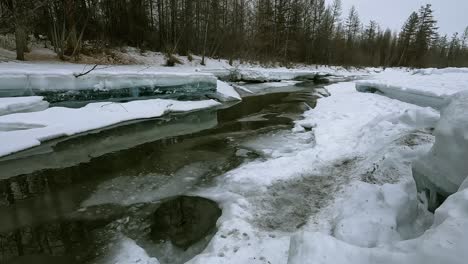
[{"xmin": 74, "ymin": 64, "xmax": 98, "ymax": 78}]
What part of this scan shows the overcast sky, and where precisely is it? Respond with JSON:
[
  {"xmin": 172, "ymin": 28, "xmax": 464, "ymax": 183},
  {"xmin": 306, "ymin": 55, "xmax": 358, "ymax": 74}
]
[{"xmin": 325, "ymin": 0, "xmax": 468, "ymax": 36}]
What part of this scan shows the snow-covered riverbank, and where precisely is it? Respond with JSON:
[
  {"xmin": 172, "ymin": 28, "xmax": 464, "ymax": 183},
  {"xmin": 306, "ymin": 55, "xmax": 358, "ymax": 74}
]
[{"xmin": 1, "ymin": 63, "xmax": 468, "ymax": 264}]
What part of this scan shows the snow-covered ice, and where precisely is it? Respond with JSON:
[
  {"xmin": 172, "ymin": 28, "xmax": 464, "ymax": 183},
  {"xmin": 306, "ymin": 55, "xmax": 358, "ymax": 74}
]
[
  {"xmin": 97, "ymin": 235, "xmax": 160, "ymax": 264},
  {"xmin": 231, "ymin": 68, "xmax": 357, "ymax": 83},
  {"xmin": 412, "ymin": 91, "xmax": 468, "ymax": 210},
  {"xmin": 234, "ymin": 81, "xmax": 302, "ymax": 96},
  {"xmin": 178, "ymin": 81, "xmax": 440, "ymax": 264},
  {"xmin": 0, "ymin": 110, "xmax": 218, "ymax": 179},
  {"xmin": 288, "ymin": 181, "xmax": 468, "ymax": 264},
  {"xmin": 0, "ymin": 62, "xmax": 217, "ymax": 103},
  {"xmin": 213, "ymin": 81, "xmax": 241, "ymax": 102},
  {"xmin": 83, "ymin": 162, "xmax": 214, "ymax": 207},
  {"xmin": 0, "ymin": 96, "xmax": 48, "ymax": 116},
  {"xmin": 356, "ymin": 68, "xmax": 468, "ymax": 211},
  {"xmin": 202, "ymin": 64, "xmax": 371, "ymax": 83},
  {"xmin": 2, "ymin": 60, "xmax": 467, "ymax": 263},
  {"xmin": 284, "ymin": 72, "xmax": 468, "ymax": 264},
  {"xmin": 0, "ymin": 99, "xmax": 220, "ymax": 157},
  {"xmin": 356, "ymin": 68, "xmax": 468, "ymax": 109}
]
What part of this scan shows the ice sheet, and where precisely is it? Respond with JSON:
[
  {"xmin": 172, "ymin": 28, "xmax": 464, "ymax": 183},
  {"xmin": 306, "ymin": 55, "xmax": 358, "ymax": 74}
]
[
  {"xmin": 0, "ymin": 99, "xmax": 220, "ymax": 157},
  {"xmin": 412, "ymin": 91, "xmax": 468, "ymax": 210},
  {"xmin": 0, "ymin": 96, "xmax": 48, "ymax": 116},
  {"xmin": 356, "ymin": 68, "xmax": 468, "ymax": 109}
]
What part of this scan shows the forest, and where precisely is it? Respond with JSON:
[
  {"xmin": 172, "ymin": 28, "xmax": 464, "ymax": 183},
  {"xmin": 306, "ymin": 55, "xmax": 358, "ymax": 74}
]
[{"xmin": 0, "ymin": 0, "xmax": 467, "ymax": 67}]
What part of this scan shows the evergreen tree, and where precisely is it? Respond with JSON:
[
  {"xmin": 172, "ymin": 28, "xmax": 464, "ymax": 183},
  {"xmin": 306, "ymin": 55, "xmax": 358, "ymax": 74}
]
[
  {"xmin": 345, "ymin": 6, "xmax": 360, "ymax": 44},
  {"xmin": 448, "ymin": 32, "xmax": 460, "ymax": 66},
  {"xmin": 397, "ymin": 12, "xmax": 419, "ymax": 66},
  {"xmin": 0, "ymin": 0, "xmax": 466, "ymax": 67},
  {"xmin": 413, "ymin": 4, "xmax": 438, "ymax": 66},
  {"xmin": 461, "ymin": 26, "xmax": 468, "ymax": 49}
]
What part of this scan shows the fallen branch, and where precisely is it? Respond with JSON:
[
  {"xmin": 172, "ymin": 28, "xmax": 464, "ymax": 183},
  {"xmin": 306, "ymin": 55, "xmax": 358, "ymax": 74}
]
[
  {"xmin": 100, "ymin": 102, "xmax": 129, "ymax": 112},
  {"xmin": 74, "ymin": 64, "xmax": 98, "ymax": 78}
]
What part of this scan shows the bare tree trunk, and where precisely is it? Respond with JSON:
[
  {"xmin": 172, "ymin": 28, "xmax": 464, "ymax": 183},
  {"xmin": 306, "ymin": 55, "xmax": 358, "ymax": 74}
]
[
  {"xmin": 65, "ymin": 0, "xmax": 77, "ymax": 55},
  {"xmin": 12, "ymin": 0, "xmax": 27, "ymax": 61},
  {"xmin": 15, "ymin": 21, "xmax": 27, "ymax": 60},
  {"xmin": 201, "ymin": 16, "xmax": 209, "ymax": 66}
]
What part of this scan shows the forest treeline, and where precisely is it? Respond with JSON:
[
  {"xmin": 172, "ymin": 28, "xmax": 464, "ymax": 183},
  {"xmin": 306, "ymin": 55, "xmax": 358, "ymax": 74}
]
[{"xmin": 1, "ymin": 0, "xmax": 468, "ymax": 67}]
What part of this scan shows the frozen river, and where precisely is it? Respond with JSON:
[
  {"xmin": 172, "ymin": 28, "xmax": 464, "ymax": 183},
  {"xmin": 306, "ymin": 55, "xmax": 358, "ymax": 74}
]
[{"xmin": 0, "ymin": 81, "xmax": 321, "ymax": 264}]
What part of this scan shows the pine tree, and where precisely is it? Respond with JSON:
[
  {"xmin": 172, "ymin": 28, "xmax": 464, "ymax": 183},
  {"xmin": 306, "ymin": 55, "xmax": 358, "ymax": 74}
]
[
  {"xmin": 397, "ymin": 12, "xmax": 419, "ymax": 66},
  {"xmin": 363, "ymin": 20, "xmax": 378, "ymax": 65},
  {"xmin": 315, "ymin": 6, "xmax": 334, "ymax": 64},
  {"xmin": 448, "ymin": 32, "xmax": 460, "ymax": 66},
  {"xmin": 345, "ymin": 6, "xmax": 360, "ymax": 44},
  {"xmin": 1, "ymin": 0, "xmax": 467, "ymax": 67},
  {"xmin": 331, "ymin": 0, "xmax": 342, "ymax": 28},
  {"xmin": 461, "ymin": 26, "xmax": 468, "ymax": 49},
  {"xmin": 413, "ymin": 4, "xmax": 438, "ymax": 66}
]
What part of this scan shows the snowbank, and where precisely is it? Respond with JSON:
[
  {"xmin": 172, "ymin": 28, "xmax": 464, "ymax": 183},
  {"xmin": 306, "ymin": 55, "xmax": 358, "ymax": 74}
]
[
  {"xmin": 231, "ymin": 68, "xmax": 329, "ymax": 82},
  {"xmin": 288, "ymin": 181, "xmax": 468, "ymax": 264},
  {"xmin": 0, "ymin": 96, "xmax": 48, "ymax": 116},
  {"xmin": 0, "ymin": 99, "xmax": 220, "ymax": 157},
  {"xmin": 356, "ymin": 68, "xmax": 468, "ymax": 109},
  {"xmin": 412, "ymin": 91, "xmax": 468, "ymax": 211},
  {"xmin": 207, "ymin": 66, "xmax": 370, "ymax": 83}
]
